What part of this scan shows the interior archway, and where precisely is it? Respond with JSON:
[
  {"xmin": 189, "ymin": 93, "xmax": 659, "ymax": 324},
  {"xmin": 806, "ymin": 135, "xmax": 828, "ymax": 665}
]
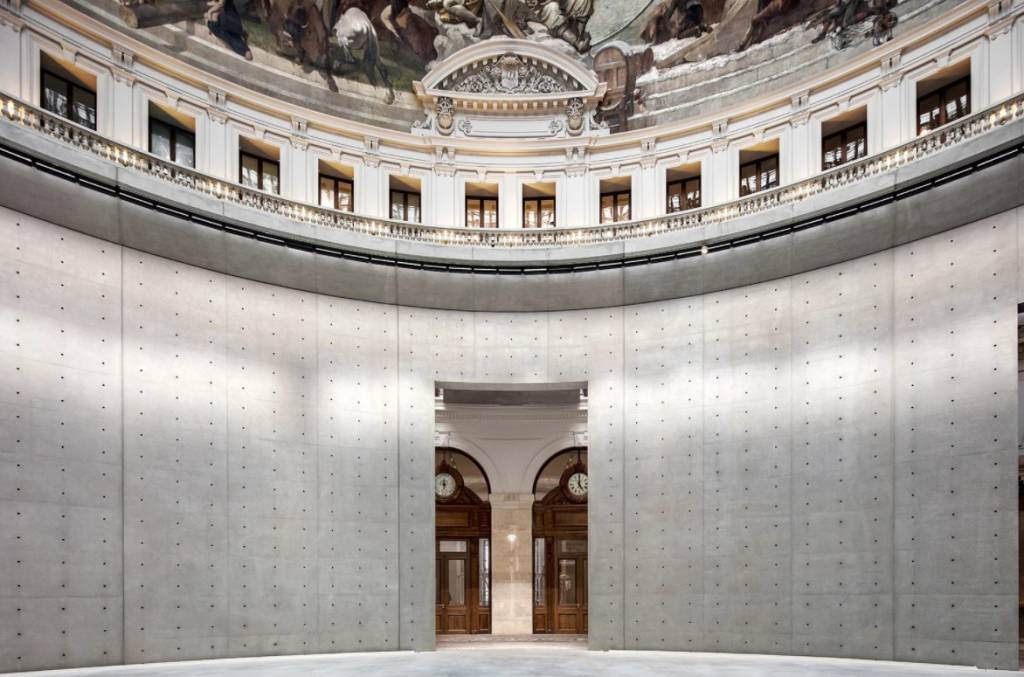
[
  {"xmin": 435, "ymin": 447, "xmax": 492, "ymax": 635},
  {"xmin": 532, "ymin": 447, "xmax": 589, "ymax": 635}
]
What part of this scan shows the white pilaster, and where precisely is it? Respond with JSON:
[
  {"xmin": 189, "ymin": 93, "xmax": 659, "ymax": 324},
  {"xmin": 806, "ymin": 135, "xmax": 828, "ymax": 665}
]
[{"xmin": 0, "ymin": 17, "xmax": 21, "ymax": 97}]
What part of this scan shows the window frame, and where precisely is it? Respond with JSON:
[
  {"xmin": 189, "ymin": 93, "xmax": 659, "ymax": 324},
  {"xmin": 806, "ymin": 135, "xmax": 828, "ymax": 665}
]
[
  {"xmin": 599, "ymin": 189, "xmax": 632, "ymax": 224},
  {"xmin": 239, "ymin": 150, "xmax": 280, "ymax": 194},
  {"xmin": 522, "ymin": 196, "xmax": 557, "ymax": 228},
  {"xmin": 465, "ymin": 196, "xmax": 499, "ymax": 229},
  {"xmin": 916, "ymin": 75, "xmax": 970, "ymax": 134},
  {"xmin": 319, "ymin": 174, "xmax": 354, "ymax": 212},
  {"xmin": 149, "ymin": 117, "xmax": 196, "ymax": 168},
  {"xmin": 666, "ymin": 176, "xmax": 701, "ymax": 213},
  {"xmin": 821, "ymin": 121, "xmax": 867, "ymax": 171},
  {"xmin": 738, "ymin": 153, "xmax": 780, "ymax": 197},
  {"xmin": 389, "ymin": 188, "xmax": 421, "ymax": 223},
  {"xmin": 40, "ymin": 67, "xmax": 97, "ymax": 130}
]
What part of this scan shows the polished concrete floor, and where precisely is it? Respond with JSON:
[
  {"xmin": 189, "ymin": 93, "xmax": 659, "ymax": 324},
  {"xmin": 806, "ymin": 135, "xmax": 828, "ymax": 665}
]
[{"xmin": 5, "ymin": 642, "xmax": 1020, "ymax": 677}]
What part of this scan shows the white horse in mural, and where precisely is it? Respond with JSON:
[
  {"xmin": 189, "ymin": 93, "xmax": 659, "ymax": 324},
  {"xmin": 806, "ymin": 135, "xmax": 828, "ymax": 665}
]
[{"xmin": 332, "ymin": 7, "xmax": 396, "ymax": 104}]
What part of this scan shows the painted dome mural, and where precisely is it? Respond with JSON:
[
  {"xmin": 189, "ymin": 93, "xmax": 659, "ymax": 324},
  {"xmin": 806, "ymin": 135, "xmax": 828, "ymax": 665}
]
[{"xmin": 77, "ymin": 0, "xmax": 940, "ymax": 131}]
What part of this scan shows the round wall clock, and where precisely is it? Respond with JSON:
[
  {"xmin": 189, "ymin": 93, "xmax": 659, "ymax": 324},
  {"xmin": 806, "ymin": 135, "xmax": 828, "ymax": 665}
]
[
  {"xmin": 566, "ymin": 471, "xmax": 588, "ymax": 499},
  {"xmin": 435, "ymin": 471, "xmax": 458, "ymax": 498}
]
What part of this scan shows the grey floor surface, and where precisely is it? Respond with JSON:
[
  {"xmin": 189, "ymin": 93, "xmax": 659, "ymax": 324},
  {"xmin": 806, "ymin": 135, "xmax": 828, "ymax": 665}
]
[{"xmin": 3, "ymin": 644, "xmax": 1020, "ymax": 677}]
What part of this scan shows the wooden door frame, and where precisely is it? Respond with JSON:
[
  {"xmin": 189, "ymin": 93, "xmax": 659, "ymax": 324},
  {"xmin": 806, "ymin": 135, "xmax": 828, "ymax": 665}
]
[
  {"xmin": 435, "ymin": 452, "xmax": 492, "ymax": 635},
  {"xmin": 532, "ymin": 451, "xmax": 588, "ymax": 634}
]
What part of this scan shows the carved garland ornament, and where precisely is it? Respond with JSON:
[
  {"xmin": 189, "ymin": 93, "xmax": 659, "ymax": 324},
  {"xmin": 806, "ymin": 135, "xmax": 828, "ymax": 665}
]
[{"xmin": 447, "ymin": 54, "xmax": 581, "ymax": 95}]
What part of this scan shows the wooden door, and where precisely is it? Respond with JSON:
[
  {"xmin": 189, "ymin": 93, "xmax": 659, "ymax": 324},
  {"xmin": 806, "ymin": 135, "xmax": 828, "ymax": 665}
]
[
  {"xmin": 532, "ymin": 454, "xmax": 588, "ymax": 635},
  {"xmin": 436, "ymin": 540, "xmax": 470, "ymax": 634},
  {"xmin": 553, "ymin": 538, "xmax": 587, "ymax": 633}
]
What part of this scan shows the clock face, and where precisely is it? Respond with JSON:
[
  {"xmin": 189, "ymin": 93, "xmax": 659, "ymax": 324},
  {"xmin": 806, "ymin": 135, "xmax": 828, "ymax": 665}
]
[
  {"xmin": 566, "ymin": 472, "xmax": 588, "ymax": 498},
  {"xmin": 435, "ymin": 472, "xmax": 457, "ymax": 498}
]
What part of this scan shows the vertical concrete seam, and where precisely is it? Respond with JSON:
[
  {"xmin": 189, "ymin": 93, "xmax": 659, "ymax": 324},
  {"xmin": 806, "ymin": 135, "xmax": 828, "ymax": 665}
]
[
  {"xmin": 394, "ymin": 302, "xmax": 403, "ymax": 649},
  {"xmin": 223, "ymin": 275, "xmax": 231, "ymax": 654},
  {"xmin": 888, "ymin": 247, "xmax": 897, "ymax": 660},
  {"xmin": 119, "ymin": 243, "xmax": 126, "ymax": 665},
  {"xmin": 313, "ymin": 294, "xmax": 321, "ymax": 652},
  {"xmin": 700, "ymin": 283, "xmax": 707, "ymax": 649},
  {"xmin": 787, "ymin": 273, "xmax": 795, "ymax": 655},
  {"xmin": 620, "ymin": 300, "xmax": 626, "ymax": 649}
]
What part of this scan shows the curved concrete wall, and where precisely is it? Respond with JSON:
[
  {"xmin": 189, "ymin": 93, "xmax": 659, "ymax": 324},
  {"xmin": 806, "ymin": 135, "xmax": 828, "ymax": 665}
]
[{"xmin": 0, "ymin": 203, "xmax": 1019, "ymax": 671}]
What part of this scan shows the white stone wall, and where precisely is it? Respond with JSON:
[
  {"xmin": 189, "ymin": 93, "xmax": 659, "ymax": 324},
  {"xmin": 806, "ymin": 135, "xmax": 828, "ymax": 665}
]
[{"xmin": 0, "ymin": 204, "xmax": 1019, "ymax": 670}]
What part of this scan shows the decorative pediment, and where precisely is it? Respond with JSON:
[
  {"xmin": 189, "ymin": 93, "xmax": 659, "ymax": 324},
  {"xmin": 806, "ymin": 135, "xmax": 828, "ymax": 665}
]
[
  {"xmin": 442, "ymin": 54, "xmax": 585, "ymax": 96},
  {"xmin": 412, "ymin": 39, "xmax": 606, "ymax": 140}
]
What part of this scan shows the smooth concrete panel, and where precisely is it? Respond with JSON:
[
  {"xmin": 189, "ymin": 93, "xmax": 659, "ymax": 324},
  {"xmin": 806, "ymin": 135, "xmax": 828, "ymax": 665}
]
[
  {"xmin": 891, "ymin": 212, "xmax": 1019, "ymax": 670},
  {"xmin": 0, "ymin": 209, "xmax": 124, "ymax": 672},
  {"xmin": 122, "ymin": 250, "xmax": 230, "ymax": 664},
  {"xmin": 0, "ymin": 204, "xmax": 1020, "ymax": 672}
]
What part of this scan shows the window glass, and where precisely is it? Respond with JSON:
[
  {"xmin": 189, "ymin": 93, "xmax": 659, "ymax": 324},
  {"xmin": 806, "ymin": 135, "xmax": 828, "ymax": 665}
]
[
  {"xmin": 947, "ymin": 79, "xmax": 969, "ymax": 122},
  {"xmin": 241, "ymin": 153, "xmax": 261, "ymax": 189},
  {"xmin": 667, "ymin": 183, "xmax": 683, "ymax": 213},
  {"xmin": 600, "ymin": 194, "xmax": 614, "ymax": 224},
  {"xmin": 447, "ymin": 559, "xmax": 466, "ymax": 606},
  {"xmin": 479, "ymin": 538, "xmax": 490, "ymax": 608},
  {"xmin": 845, "ymin": 125, "xmax": 866, "ymax": 164},
  {"xmin": 533, "ymin": 538, "xmax": 546, "ymax": 606},
  {"xmin": 483, "ymin": 199, "xmax": 498, "ymax": 228},
  {"xmin": 558, "ymin": 559, "xmax": 577, "ymax": 605},
  {"xmin": 407, "ymin": 193, "xmax": 421, "ymax": 223},
  {"xmin": 42, "ymin": 72, "xmax": 68, "ymax": 118},
  {"xmin": 262, "ymin": 159, "xmax": 279, "ymax": 194},
  {"xmin": 522, "ymin": 198, "xmax": 553, "ymax": 228},
  {"xmin": 337, "ymin": 180, "xmax": 352, "ymax": 212},
  {"xmin": 822, "ymin": 133, "xmax": 843, "ymax": 170},
  {"xmin": 540, "ymin": 199, "xmax": 555, "ymax": 227},
  {"xmin": 918, "ymin": 93, "xmax": 940, "ymax": 132},
  {"xmin": 72, "ymin": 86, "xmax": 96, "ymax": 130},
  {"xmin": 439, "ymin": 540, "xmax": 467, "ymax": 553},
  {"xmin": 740, "ymin": 155, "xmax": 779, "ymax": 195},
  {"xmin": 616, "ymin": 193, "xmax": 631, "ymax": 222},
  {"xmin": 320, "ymin": 177, "xmax": 335, "ymax": 208},
  {"xmin": 668, "ymin": 178, "xmax": 701, "ymax": 212},
  {"xmin": 739, "ymin": 162, "xmax": 757, "ymax": 196},
  {"xmin": 466, "ymin": 199, "xmax": 481, "ymax": 228},
  {"xmin": 523, "ymin": 199, "xmax": 539, "ymax": 228},
  {"xmin": 917, "ymin": 77, "xmax": 970, "ymax": 134},
  {"xmin": 685, "ymin": 178, "xmax": 701, "ymax": 209},
  {"xmin": 390, "ymin": 191, "xmax": 405, "ymax": 220},
  {"xmin": 558, "ymin": 539, "xmax": 586, "ymax": 554},
  {"xmin": 175, "ymin": 130, "xmax": 195, "ymax": 168},
  {"xmin": 760, "ymin": 156, "xmax": 778, "ymax": 190},
  {"xmin": 149, "ymin": 119, "xmax": 172, "ymax": 161}
]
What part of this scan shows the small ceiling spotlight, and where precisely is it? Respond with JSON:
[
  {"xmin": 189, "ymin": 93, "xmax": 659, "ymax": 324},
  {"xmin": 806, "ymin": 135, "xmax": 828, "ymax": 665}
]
[{"xmin": 701, "ymin": 244, "xmax": 709, "ymax": 255}]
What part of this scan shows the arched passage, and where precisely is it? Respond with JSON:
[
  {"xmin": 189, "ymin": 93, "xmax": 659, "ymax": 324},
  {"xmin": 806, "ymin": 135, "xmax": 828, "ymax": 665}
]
[
  {"xmin": 532, "ymin": 447, "xmax": 589, "ymax": 635},
  {"xmin": 435, "ymin": 447, "xmax": 492, "ymax": 635}
]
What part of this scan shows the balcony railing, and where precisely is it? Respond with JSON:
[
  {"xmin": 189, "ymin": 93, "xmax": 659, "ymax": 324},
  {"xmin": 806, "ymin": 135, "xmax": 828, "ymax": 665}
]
[{"xmin": 1, "ymin": 93, "xmax": 1022, "ymax": 248}]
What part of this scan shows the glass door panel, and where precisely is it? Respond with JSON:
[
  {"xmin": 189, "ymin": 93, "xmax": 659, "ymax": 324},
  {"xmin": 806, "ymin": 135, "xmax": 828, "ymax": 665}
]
[
  {"xmin": 479, "ymin": 538, "xmax": 490, "ymax": 607},
  {"xmin": 448, "ymin": 559, "xmax": 466, "ymax": 606},
  {"xmin": 558, "ymin": 559, "xmax": 577, "ymax": 605}
]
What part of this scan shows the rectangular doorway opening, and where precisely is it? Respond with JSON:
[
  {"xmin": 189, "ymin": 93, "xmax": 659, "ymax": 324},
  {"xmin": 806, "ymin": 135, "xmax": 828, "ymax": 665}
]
[{"xmin": 434, "ymin": 382, "xmax": 588, "ymax": 639}]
